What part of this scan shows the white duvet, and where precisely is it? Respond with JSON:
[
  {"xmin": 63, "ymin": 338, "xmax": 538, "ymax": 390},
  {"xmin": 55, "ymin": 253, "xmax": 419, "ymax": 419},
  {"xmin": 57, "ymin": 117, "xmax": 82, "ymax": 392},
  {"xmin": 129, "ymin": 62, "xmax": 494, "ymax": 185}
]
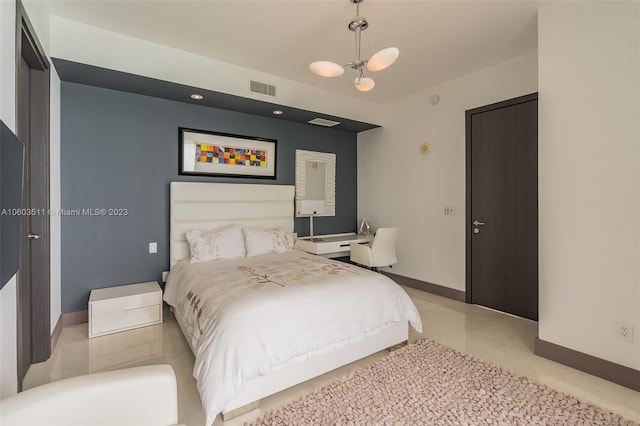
[{"xmin": 163, "ymin": 250, "xmax": 422, "ymax": 425}]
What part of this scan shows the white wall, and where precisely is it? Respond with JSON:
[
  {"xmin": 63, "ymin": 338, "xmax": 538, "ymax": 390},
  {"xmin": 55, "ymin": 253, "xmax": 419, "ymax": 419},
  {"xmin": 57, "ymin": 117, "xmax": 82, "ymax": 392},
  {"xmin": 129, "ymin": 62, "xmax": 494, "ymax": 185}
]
[
  {"xmin": 0, "ymin": 0, "xmax": 62, "ymax": 397},
  {"xmin": 538, "ymin": 2, "xmax": 639, "ymax": 369},
  {"xmin": 357, "ymin": 51, "xmax": 538, "ymax": 290},
  {"xmin": 0, "ymin": 0, "xmax": 16, "ymax": 131},
  {"xmin": 48, "ymin": 16, "xmax": 384, "ymax": 127},
  {"xmin": 0, "ymin": 276, "xmax": 17, "ymax": 398},
  {"xmin": 0, "ymin": 0, "xmax": 18, "ymax": 398}
]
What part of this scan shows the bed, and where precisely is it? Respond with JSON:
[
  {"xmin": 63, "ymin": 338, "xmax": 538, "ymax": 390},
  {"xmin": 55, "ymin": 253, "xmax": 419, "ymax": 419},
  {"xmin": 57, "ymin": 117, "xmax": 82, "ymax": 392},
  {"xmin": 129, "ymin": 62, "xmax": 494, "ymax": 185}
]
[{"xmin": 164, "ymin": 182, "xmax": 422, "ymax": 425}]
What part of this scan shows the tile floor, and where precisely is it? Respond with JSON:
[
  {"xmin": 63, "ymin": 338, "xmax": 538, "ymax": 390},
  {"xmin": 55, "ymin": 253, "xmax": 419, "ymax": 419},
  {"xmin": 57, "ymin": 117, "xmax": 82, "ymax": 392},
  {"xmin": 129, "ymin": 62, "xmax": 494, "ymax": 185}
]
[{"xmin": 24, "ymin": 286, "xmax": 640, "ymax": 425}]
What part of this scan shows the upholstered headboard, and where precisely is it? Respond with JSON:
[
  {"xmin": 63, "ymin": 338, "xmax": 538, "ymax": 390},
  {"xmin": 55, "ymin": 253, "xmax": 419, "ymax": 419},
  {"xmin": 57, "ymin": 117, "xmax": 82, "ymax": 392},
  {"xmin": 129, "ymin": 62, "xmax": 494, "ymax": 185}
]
[{"xmin": 169, "ymin": 182, "xmax": 295, "ymax": 268}]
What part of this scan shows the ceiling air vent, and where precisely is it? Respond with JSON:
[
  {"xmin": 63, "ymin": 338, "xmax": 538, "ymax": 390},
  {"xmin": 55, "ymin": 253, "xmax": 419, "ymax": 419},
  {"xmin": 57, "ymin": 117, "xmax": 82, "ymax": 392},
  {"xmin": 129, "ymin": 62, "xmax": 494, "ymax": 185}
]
[
  {"xmin": 308, "ymin": 118, "xmax": 341, "ymax": 127},
  {"xmin": 249, "ymin": 80, "xmax": 276, "ymax": 97}
]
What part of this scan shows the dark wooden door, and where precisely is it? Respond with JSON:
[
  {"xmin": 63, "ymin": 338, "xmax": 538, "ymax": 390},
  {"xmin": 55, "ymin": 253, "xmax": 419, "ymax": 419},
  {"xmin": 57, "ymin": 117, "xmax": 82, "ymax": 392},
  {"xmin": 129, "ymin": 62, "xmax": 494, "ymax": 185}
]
[
  {"xmin": 16, "ymin": 55, "xmax": 32, "ymax": 387},
  {"xmin": 16, "ymin": 0, "xmax": 51, "ymax": 390},
  {"xmin": 465, "ymin": 94, "xmax": 538, "ymax": 321}
]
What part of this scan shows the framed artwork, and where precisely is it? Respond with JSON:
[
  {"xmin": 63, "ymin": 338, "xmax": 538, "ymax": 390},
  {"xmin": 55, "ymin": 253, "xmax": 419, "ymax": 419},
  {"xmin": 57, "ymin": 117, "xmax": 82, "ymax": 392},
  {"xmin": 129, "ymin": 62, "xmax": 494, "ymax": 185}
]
[{"xmin": 179, "ymin": 128, "xmax": 277, "ymax": 178}]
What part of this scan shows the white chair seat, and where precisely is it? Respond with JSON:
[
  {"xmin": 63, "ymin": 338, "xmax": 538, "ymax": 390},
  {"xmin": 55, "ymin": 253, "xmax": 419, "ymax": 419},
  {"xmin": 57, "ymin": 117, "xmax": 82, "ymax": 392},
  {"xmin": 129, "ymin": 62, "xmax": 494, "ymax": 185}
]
[{"xmin": 0, "ymin": 365, "xmax": 179, "ymax": 426}]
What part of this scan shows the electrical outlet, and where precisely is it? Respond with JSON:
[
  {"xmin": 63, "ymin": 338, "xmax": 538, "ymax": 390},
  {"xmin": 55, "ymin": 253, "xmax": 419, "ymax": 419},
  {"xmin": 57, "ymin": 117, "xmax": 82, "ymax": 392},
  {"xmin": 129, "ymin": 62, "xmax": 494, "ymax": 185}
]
[
  {"xmin": 162, "ymin": 271, "xmax": 169, "ymax": 282},
  {"xmin": 617, "ymin": 322, "xmax": 633, "ymax": 342},
  {"xmin": 149, "ymin": 242, "xmax": 157, "ymax": 254}
]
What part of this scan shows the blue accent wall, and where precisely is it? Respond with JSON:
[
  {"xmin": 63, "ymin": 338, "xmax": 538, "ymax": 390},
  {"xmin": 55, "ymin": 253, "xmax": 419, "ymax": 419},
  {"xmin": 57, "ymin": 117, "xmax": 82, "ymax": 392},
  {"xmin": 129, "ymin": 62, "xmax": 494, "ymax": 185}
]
[{"xmin": 60, "ymin": 82, "xmax": 358, "ymax": 313}]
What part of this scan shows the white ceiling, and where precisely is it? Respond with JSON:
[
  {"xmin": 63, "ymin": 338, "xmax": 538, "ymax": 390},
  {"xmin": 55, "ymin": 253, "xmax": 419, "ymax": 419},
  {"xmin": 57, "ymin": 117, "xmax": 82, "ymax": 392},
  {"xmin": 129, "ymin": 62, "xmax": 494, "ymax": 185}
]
[{"xmin": 44, "ymin": 0, "xmax": 539, "ymax": 104}]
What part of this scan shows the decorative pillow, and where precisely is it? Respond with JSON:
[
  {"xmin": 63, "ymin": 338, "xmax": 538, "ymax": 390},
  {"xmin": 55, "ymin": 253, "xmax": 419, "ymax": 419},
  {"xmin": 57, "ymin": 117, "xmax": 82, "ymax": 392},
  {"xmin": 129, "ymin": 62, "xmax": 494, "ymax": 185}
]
[
  {"xmin": 284, "ymin": 232, "xmax": 295, "ymax": 250},
  {"xmin": 243, "ymin": 227, "xmax": 293, "ymax": 257},
  {"xmin": 185, "ymin": 225, "xmax": 246, "ymax": 263}
]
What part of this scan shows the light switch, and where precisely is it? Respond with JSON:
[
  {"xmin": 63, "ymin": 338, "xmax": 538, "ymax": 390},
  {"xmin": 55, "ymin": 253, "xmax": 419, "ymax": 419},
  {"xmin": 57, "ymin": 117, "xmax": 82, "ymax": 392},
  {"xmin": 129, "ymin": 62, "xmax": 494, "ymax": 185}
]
[{"xmin": 149, "ymin": 242, "xmax": 157, "ymax": 254}]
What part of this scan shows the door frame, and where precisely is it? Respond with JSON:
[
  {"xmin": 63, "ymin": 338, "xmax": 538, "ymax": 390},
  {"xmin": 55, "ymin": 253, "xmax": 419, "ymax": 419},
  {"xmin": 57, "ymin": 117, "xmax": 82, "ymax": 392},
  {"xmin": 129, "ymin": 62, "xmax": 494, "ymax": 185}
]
[
  {"xmin": 465, "ymin": 93, "xmax": 538, "ymax": 303},
  {"xmin": 15, "ymin": 0, "xmax": 51, "ymax": 388}
]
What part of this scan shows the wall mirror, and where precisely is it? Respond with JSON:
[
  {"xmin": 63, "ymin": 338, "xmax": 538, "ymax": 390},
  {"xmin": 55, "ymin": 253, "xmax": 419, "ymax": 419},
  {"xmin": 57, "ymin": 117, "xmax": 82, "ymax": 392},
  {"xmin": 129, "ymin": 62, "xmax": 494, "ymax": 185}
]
[{"xmin": 295, "ymin": 149, "xmax": 336, "ymax": 217}]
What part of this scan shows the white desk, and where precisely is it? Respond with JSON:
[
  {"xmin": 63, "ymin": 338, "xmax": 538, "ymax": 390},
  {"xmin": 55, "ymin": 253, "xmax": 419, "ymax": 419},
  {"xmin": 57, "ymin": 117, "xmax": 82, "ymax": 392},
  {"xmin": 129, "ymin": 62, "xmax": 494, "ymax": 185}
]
[{"xmin": 295, "ymin": 232, "xmax": 372, "ymax": 258}]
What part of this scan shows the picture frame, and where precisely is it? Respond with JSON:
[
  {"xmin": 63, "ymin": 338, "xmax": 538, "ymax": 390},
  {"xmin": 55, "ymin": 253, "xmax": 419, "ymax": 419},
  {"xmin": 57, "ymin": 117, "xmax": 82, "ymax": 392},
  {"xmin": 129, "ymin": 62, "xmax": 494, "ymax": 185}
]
[{"xmin": 179, "ymin": 127, "xmax": 277, "ymax": 179}]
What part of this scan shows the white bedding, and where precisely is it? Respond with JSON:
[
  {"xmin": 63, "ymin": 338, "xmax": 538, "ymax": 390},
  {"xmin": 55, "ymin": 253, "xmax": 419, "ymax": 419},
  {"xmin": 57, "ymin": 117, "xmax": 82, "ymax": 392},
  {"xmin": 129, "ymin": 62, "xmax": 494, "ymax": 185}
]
[{"xmin": 163, "ymin": 250, "xmax": 422, "ymax": 425}]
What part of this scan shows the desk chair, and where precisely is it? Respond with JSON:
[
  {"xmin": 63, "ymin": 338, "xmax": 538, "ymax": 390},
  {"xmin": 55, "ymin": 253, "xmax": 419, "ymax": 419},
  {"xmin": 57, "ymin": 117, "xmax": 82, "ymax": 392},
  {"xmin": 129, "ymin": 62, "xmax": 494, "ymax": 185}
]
[{"xmin": 350, "ymin": 227, "xmax": 398, "ymax": 271}]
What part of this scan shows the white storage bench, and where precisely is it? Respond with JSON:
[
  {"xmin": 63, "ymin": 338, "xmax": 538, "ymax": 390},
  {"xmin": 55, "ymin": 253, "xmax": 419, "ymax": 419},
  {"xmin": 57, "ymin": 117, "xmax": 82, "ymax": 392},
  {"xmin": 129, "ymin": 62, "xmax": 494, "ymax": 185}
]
[{"xmin": 89, "ymin": 281, "xmax": 163, "ymax": 338}]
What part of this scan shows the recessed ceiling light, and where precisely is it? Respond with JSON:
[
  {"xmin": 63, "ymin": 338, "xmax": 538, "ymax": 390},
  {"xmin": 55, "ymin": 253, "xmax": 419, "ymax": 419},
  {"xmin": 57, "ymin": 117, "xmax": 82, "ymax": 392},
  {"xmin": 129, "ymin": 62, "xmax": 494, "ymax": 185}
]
[
  {"xmin": 272, "ymin": 110, "xmax": 284, "ymax": 115},
  {"xmin": 190, "ymin": 94, "xmax": 203, "ymax": 100}
]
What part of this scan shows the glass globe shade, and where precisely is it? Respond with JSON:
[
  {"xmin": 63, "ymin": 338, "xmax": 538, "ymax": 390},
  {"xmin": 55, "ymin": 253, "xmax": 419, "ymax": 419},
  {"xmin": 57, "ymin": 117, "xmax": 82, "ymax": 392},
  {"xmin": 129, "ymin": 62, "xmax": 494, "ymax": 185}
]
[
  {"xmin": 309, "ymin": 61, "xmax": 344, "ymax": 77},
  {"xmin": 367, "ymin": 47, "xmax": 399, "ymax": 72},
  {"xmin": 354, "ymin": 76, "xmax": 375, "ymax": 92}
]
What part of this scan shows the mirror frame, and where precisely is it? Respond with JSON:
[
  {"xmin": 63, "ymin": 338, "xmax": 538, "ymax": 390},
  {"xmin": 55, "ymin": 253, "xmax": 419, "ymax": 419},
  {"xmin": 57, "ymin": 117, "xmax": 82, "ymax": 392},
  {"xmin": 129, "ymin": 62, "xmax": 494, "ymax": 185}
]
[{"xmin": 295, "ymin": 149, "xmax": 336, "ymax": 217}]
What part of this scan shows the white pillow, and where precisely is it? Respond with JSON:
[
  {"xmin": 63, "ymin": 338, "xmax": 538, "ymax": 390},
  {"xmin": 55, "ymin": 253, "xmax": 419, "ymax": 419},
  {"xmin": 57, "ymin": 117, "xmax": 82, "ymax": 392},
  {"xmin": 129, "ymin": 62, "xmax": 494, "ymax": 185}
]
[
  {"xmin": 243, "ymin": 227, "xmax": 293, "ymax": 257},
  {"xmin": 185, "ymin": 225, "xmax": 246, "ymax": 263}
]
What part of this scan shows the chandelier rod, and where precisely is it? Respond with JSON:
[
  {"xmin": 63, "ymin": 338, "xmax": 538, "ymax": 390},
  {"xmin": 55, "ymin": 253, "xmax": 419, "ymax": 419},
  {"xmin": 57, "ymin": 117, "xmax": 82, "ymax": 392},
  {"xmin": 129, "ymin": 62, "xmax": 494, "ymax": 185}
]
[
  {"xmin": 355, "ymin": 25, "xmax": 361, "ymax": 65},
  {"xmin": 355, "ymin": 1, "xmax": 361, "ymax": 63}
]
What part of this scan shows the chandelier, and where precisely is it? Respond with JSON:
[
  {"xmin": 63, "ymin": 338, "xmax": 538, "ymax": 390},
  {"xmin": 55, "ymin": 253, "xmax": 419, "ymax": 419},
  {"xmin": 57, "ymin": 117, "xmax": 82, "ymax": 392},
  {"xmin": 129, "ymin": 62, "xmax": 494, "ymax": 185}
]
[{"xmin": 309, "ymin": 0, "xmax": 399, "ymax": 92}]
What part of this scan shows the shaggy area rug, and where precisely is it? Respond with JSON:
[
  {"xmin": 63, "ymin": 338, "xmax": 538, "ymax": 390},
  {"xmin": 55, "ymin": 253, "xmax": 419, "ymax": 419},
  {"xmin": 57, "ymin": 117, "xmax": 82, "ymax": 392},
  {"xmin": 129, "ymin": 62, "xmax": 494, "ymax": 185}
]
[{"xmin": 248, "ymin": 339, "xmax": 638, "ymax": 426}]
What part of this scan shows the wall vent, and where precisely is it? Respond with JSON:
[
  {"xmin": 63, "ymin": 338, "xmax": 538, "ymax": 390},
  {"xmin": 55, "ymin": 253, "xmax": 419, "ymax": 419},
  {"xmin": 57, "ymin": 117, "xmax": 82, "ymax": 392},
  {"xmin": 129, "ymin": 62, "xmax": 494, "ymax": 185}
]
[
  {"xmin": 249, "ymin": 80, "xmax": 276, "ymax": 97},
  {"xmin": 308, "ymin": 118, "xmax": 341, "ymax": 127}
]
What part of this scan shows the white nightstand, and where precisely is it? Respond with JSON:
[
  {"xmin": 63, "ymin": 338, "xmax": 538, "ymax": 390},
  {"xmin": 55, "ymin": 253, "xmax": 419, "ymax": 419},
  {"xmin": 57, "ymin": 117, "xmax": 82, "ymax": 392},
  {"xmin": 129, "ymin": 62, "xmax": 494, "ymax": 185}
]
[
  {"xmin": 89, "ymin": 281, "xmax": 163, "ymax": 338},
  {"xmin": 295, "ymin": 233, "xmax": 372, "ymax": 258}
]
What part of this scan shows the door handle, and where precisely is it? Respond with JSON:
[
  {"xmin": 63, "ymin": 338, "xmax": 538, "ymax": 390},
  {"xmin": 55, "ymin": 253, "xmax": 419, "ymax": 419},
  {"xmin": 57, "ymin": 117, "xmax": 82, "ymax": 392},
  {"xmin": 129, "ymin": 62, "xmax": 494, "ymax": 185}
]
[
  {"xmin": 472, "ymin": 220, "xmax": 486, "ymax": 226},
  {"xmin": 27, "ymin": 233, "xmax": 41, "ymax": 240}
]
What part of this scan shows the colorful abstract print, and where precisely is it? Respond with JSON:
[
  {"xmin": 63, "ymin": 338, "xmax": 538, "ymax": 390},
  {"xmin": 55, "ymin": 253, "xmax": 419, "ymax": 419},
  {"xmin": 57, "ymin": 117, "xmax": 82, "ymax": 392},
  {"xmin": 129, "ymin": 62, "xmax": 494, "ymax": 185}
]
[{"xmin": 196, "ymin": 144, "xmax": 267, "ymax": 167}]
